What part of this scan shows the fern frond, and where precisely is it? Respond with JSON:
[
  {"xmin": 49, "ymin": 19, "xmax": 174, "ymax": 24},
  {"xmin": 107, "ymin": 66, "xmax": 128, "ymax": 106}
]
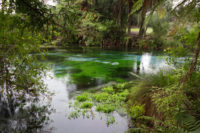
[
  {"xmin": 130, "ymin": 0, "xmax": 144, "ymax": 15},
  {"xmin": 176, "ymin": 112, "xmax": 200, "ymax": 132}
]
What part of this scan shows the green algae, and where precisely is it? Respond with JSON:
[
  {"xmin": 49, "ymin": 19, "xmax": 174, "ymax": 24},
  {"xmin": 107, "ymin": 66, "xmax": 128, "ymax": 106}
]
[{"xmin": 45, "ymin": 49, "xmax": 136, "ymax": 88}]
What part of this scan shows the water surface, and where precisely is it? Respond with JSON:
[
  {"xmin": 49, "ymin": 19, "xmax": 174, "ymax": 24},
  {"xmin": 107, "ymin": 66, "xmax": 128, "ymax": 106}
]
[{"xmin": 42, "ymin": 48, "xmax": 168, "ymax": 133}]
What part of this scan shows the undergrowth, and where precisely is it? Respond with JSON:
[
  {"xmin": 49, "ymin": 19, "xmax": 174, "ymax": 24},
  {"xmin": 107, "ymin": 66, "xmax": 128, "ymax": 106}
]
[{"xmin": 127, "ymin": 69, "xmax": 200, "ymax": 133}]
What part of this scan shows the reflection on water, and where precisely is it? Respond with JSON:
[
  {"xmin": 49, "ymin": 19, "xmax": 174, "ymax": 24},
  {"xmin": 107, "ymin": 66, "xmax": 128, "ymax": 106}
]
[
  {"xmin": 45, "ymin": 49, "xmax": 169, "ymax": 89},
  {"xmin": 0, "ymin": 99, "xmax": 52, "ymax": 133},
  {"xmin": 133, "ymin": 53, "xmax": 168, "ymax": 74},
  {"xmin": 45, "ymin": 72, "xmax": 128, "ymax": 133},
  {"xmin": 0, "ymin": 48, "xmax": 169, "ymax": 133},
  {"xmin": 41, "ymin": 49, "xmax": 169, "ymax": 133}
]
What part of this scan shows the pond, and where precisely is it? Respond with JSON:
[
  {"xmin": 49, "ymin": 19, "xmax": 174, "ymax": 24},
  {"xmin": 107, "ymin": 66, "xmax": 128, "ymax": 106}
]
[
  {"xmin": 41, "ymin": 48, "xmax": 169, "ymax": 133},
  {"xmin": 0, "ymin": 48, "xmax": 170, "ymax": 133}
]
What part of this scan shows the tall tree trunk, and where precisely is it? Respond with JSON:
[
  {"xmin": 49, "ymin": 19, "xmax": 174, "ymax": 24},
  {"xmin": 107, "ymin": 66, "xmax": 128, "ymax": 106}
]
[
  {"xmin": 139, "ymin": 0, "xmax": 148, "ymax": 38},
  {"xmin": 127, "ymin": 0, "xmax": 131, "ymax": 36},
  {"xmin": 126, "ymin": 0, "xmax": 132, "ymax": 48},
  {"xmin": 118, "ymin": 0, "xmax": 122, "ymax": 28},
  {"xmin": 181, "ymin": 32, "xmax": 200, "ymax": 85}
]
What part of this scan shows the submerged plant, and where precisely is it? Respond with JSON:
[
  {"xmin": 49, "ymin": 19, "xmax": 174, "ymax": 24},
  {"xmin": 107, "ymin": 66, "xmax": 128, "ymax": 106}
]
[{"xmin": 106, "ymin": 116, "xmax": 115, "ymax": 126}]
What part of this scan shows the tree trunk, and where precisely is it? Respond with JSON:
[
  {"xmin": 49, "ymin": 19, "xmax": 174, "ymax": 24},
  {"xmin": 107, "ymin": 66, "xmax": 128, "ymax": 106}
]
[
  {"xmin": 126, "ymin": 0, "xmax": 132, "ymax": 48},
  {"xmin": 127, "ymin": 0, "xmax": 131, "ymax": 36},
  {"xmin": 181, "ymin": 31, "xmax": 200, "ymax": 85},
  {"xmin": 118, "ymin": 0, "xmax": 122, "ymax": 28},
  {"xmin": 139, "ymin": 0, "xmax": 148, "ymax": 38}
]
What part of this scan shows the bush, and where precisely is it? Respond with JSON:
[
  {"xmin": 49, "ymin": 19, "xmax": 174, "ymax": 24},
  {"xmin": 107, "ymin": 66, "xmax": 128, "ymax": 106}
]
[{"xmin": 128, "ymin": 104, "xmax": 145, "ymax": 119}]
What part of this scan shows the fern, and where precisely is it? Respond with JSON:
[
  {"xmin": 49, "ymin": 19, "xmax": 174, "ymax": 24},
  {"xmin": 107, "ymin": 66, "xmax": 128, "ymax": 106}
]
[
  {"xmin": 126, "ymin": 128, "xmax": 148, "ymax": 133},
  {"xmin": 130, "ymin": 0, "xmax": 144, "ymax": 15},
  {"xmin": 176, "ymin": 112, "xmax": 200, "ymax": 133}
]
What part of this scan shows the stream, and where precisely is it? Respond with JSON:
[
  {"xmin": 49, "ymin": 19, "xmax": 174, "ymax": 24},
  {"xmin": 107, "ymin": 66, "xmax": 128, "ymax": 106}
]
[
  {"xmin": 0, "ymin": 48, "xmax": 170, "ymax": 133},
  {"xmin": 42, "ymin": 48, "xmax": 169, "ymax": 133}
]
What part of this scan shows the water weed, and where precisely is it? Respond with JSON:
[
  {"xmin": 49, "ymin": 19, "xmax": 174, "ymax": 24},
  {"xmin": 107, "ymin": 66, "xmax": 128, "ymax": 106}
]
[{"xmin": 67, "ymin": 83, "xmax": 131, "ymax": 125}]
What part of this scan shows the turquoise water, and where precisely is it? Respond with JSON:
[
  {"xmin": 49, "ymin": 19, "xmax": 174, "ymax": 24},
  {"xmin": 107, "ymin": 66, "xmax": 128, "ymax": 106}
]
[{"xmin": 45, "ymin": 49, "xmax": 168, "ymax": 89}]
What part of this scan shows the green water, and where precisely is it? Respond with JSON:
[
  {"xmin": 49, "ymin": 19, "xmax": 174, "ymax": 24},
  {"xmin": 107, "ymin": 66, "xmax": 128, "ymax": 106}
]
[
  {"xmin": 40, "ymin": 48, "xmax": 168, "ymax": 133},
  {"xmin": 45, "ymin": 48, "xmax": 167, "ymax": 89},
  {"xmin": 0, "ymin": 48, "xmax": 169, "ymax": 133}
]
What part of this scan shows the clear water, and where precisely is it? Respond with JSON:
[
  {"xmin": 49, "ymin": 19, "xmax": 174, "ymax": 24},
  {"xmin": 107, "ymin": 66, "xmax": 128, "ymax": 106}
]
[
  {"xmin": 42, "ymin": 48, "xmax": 169, "ymax": 133},
  {"xmin": 0, "ymin": 48, "xmax": 170, "ymax": 133}
]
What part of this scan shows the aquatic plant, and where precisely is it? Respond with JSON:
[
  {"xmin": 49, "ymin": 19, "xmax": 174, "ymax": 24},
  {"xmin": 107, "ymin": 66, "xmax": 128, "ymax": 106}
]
[
  {"xmin": 119, "ymin": 89, "xmax": 129, "ymax": 101},
  {"xmin": 52, "ymin": 53, "xmax": 135, "ymax": 88},
  {"xmin": 80, "ymin": 102, "xmax": 93, "ymax": 109},
  {"xmin": 76, "ymin": 93, "xmax": 91, "ymax": 102},
  {"xmin": 68, "ymin": 83, "xmax": 131, "ymax": 125},
  {"xmin": 106, "ymin": 116, "xmax": 115, "ymax": 126},
  {"xmin": 68, "ymin": 111, "xmax": 80, "ymax": 119},
  {"xmin": 94, "ymin": 92, "xmax": 109, "ymax": 102},
  {"xmin": 96, "ymin": 104, "xmax": 115, "ymax": 113},
  {"xmin": 102, "ymin": 86, "xmax": 114, "ymax": 94}
]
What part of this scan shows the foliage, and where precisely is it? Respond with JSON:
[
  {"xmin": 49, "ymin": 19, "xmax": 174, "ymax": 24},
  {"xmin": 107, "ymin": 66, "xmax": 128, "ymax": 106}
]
[
  {"xmin": 146, "ymin": 13, "xmax": 170, "ymax": 49},
  {"xmin": 130, "ymin": 0, "xmax": 144, "ymax": 15},
  {"xmin": 128, "ymin": 104, "xmax": 145, "ymax": 119},
  {"xmin": 56, "ymin": 0, "xmax": 127, "ymax": 47},
  {"xmin": 0, "ymin": 2, "xmax": 52, "ymax": 131}
]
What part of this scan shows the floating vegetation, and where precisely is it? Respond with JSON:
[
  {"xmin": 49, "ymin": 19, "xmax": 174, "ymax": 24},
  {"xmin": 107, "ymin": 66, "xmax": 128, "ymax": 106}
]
[
  {"xmin": 96, "ymin": 104, "xmax": 115, "ymax": 113},
  {"xmin": 80, "ymin": 102, "xmax": 93, "ymax": 109},
  {"xmin": 67, "ymin": 82, "xmax": 132, "ymax": 125},
  {"xmin": 76, "ymin": 93, "xmax": 91, "ymax": 102}
]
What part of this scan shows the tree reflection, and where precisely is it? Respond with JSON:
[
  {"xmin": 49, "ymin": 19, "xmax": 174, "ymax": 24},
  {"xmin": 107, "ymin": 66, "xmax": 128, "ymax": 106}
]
[{"xmin": 0, "ymin": 99, "xmax": 52, "ymax": 133}]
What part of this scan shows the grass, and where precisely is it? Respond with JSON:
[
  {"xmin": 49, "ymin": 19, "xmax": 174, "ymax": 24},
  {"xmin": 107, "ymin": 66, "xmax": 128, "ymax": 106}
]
[
  {"xmin": 128, "ymin": 70, "xmax": 175, "ymax": 102},
  {"xmin": 127, "ymin": 27, "xmax": 153, "ymax": 34}
]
